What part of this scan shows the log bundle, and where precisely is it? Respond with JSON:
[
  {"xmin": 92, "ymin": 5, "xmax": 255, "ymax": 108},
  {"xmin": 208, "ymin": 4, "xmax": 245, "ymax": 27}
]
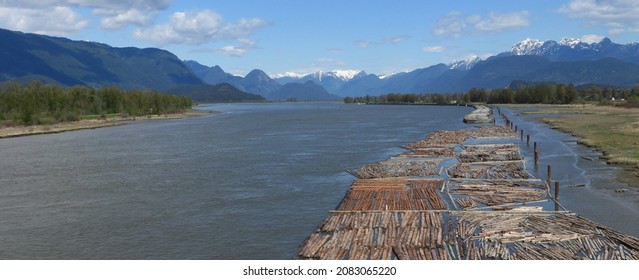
[
  {"xmin": 352, "ymin": 160, "xmax": 440, "ymax": 179},
  {"xmin": 337, "ymin": 179, "xmax": 446, "ymax": 211}
]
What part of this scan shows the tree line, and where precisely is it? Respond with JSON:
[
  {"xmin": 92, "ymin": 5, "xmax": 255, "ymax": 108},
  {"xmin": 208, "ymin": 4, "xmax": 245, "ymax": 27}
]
[
  {"xmin": 0, "ymin": 81, "xmax": 192, "ymax": 125},
  {"xmin": 343, "ymin": 83, "xmax": 639, "ymax": 107}
]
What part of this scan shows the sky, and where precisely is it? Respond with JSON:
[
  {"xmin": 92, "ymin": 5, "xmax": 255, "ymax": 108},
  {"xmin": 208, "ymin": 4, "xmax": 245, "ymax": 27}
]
[{"xmin": 1, "ymin": 0, "xmax": 639, "ymax": 77}]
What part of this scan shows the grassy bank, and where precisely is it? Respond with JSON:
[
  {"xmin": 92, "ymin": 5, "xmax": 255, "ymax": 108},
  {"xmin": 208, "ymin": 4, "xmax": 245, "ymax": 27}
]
[
  {"xmin": 517, "ymin": 104, "xmax": 639, "ymax": 188},
  {"xmin": 0, "ymin": 109, "xmax": 213, "ymax": 139}
]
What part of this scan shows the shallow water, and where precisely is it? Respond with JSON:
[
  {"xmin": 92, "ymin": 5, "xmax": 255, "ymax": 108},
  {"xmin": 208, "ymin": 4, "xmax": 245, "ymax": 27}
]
[
  {"xmin": 501, "ymin": 106, "xmax": 639, "ymax": 236},
  {"xmin": 0, "ymin": 103, "xmax": 473, "ymax": 259}
]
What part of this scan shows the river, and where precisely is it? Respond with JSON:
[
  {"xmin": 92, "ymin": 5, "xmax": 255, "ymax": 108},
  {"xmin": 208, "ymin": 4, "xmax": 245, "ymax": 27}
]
[{"xmin": 0, "ymin": 103, "xmax": 472, "ymax": 259}]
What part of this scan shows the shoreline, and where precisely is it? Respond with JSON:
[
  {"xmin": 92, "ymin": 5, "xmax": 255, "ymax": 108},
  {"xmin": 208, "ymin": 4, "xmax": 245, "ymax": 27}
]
[
  {"xmin": 505, "ymin": 104, "xmax": 639, "ymax": 190},
  {"xmin": 0, "ymin": 109, "xmax": 215, "ymax": 139}
]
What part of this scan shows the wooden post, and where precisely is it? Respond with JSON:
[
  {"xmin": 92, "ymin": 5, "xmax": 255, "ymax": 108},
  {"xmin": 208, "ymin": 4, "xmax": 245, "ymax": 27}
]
[
  {"xmin": 527, "ymin": 134, "xmax": 530, "ymax": 146},
  {"xmin": 554, "ymin": 181, "xmax": 560, "ymax": 200},
  {"xmin": 510, "ymin": 122, "xmax": 513, "ymax": 130},
  {"xmin": 520, "ymin": 129, "xmax": 524, "ymax": 141},
  {"xmin": 547, "ymin": 165, "xmax": 552, "ymax": 182},
  {"xmin": 534, "ymin": 151, "xmax": 539, "ymax": 169},
  {"xmin": 534, "ymin": 142, "xmax": 538, "ymax": 153},
  {"xmin": 515, "ymin": 125, "xmax": 518, "ymax": 133}
]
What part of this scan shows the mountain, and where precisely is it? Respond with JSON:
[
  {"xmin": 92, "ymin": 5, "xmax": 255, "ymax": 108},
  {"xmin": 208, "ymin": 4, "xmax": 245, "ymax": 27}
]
[
  {"xmin": 166, "ymin": 83, "xmax": 265, "ymax": 103},
  {"xmin": 272, "ymin": 70, "xmax": 365, "ymax": 95},
  {"xmin": 448, "ymin": 55, "xmax": 481, "ymax": 70},
  {"xmin": 505, "ymin": 37, "xmax": 639, "ymax": 64},
  {"xmin": 268, "ymin": 81, "xmax": 339, "ymax": 100},
  {"xmin": 0, "ymin": 28, "xmax": 203, "ymax": 91},
  {"xmin": 240, "ymin": 69, "xmax": 283, "ymax": 98},
  {"xmin": 185, "ymin": 62, "xmax": 344, "ymax": 100},
  {"xmin": 183, "ymin": 60, "xmax": 243, "ymax": 85}
]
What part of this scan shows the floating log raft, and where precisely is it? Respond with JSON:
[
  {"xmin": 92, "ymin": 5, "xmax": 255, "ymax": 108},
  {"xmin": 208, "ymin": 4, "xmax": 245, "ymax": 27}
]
[
  {"xmin": 447, "ymin": 161, "xmax": 532, "ymax": 180},
  {"xmin": 403, "ymin": 130, "xmax": 473, "ymax": 149},
  {"xmin": 449, "ymin": 179, "xmax": 549, "ymax": 209},
  {"xmin": 394, "ymin": 147, "xmax": 455, "ymax": 158},
  {"xmin": 337, "ymin": 179, "xmax": 446, "ymax": 211},
  {"xmin": 458, "ymin": 144, "xmax": 523, "ymax": 162},
  {"xmin": 298, "ymin": 211, "xmax": 639, "ymax": 260},
  {"xmin": 298, "ymin": 114, "xmax": 639, "ymax": 260},
  {"xmin": 463, "ymin": 105, "xmax": 494, "ymax": 124},
  {"xmin": 351, "ymin": 159, "xmax": 440, "ymax": 179}
]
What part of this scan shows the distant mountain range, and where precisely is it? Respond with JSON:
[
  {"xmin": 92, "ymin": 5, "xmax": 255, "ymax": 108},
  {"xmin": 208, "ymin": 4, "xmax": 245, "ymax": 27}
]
[
  {"xmin": 188, "ymin": 36, "xmax": 639, "ymax": 97},
  {"xmin": 184, "ymin": 60, "xmax": 339, "ymax": 100},
  {"xmin": 2, "ymin": 27, "xmax": 639, "ymax": 100}
]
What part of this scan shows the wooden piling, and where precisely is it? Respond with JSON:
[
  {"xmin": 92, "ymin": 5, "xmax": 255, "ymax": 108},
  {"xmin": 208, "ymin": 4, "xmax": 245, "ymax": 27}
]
[
  {"xmin": 520, "ymin": 129, "xmax": 524, "ymax": 141},
  {"xmin": 554, "ymin": 181, "xmax": 560, "ymax": 200},
  {"xmin": 534, "ymin": 151, "xmax": 539, "ymax": 167},
  {"xmin": 547, "ymin": 165, "xmax": 552, "ymax": 182},
  {"xmin": 527, "ymin": 134, "xmax": 530, "ymax": 146}
]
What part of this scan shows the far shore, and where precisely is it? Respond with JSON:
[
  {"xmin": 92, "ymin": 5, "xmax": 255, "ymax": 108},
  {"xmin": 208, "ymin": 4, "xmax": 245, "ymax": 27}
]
[
  {"xmin": 505, "ymin": 103, "xmax": 639, "ymax": 189},
  {"xmin": 0, "ymin": 109, "xmax": 215, "ymax": 139}
]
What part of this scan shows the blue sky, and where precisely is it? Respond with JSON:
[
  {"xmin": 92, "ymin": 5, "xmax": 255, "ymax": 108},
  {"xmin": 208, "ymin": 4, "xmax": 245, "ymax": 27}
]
[{"xmin": 1, "ymin": 0, "xmax": 639, "ymax": 76}]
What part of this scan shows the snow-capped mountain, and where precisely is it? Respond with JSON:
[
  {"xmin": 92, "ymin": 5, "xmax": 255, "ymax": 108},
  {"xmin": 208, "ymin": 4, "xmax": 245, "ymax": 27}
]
[
  {"xmin": 507, "ymin": 37, "xmax": 639, "ymax": 63},
  {"xmin": 272, "ymin": 69, "xmax": 366, "ymax": 94},
  {"xmin": 449, "ymin": 55, "xmax": 482, "ymax": 70},
  {"xmin": 272, "ymin": 69, "xmax": 364, "ymax": 81},
  {"xmin": 510, "ymin": 38, "xmax": 545, "ymax": 55}
]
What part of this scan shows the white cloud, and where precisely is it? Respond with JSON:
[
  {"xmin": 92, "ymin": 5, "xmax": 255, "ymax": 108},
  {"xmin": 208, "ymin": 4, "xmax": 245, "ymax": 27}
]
[
  {"xmin": 217, "ymin": 45, "xmax": 247, "ymax": 57},
  {"xmin": 0, "ymin": 6, "xmax": 88, "ymax": 35},
  {"xmin": 432, "ymin": 11, "xmax": 530, "ymax": 37},
  {"xmin": 580, "ymin": 34, "xmax": 605, "ymax": 43},
  {"xmin": 381, "ymin": 35, "xmax": 411, "ymax": 44},
  {"xmin": 134, "ymin": 10, "xmax": 268, "ymax": 46},
  {"xmin": 354, "ymin": 39, "xmax": 373, "ymax": 48},
  {"xmin": 0, "ymin": 1, "xmax": 171, "ymax": 32},
  {"xmin": 559, "ymin": 0, "xmax": 639, "ymax": 34},
  {"xmin": 432, "ymin": 12, "xmax": 467, "ymax": 37},
  {"xmin": 100, "ymin": 9, "xmax": 155, "ymax": 30},
  {"xmin": 473, "ymin": 11, "xmax": 530, "ymax": 32},
  {"xmin": 355, "ymin": 35, "xmax": 411, "ymax": 48},
  {"xmin": 422, "ymin": 46, "xmax": 445, "ymax": 53}
]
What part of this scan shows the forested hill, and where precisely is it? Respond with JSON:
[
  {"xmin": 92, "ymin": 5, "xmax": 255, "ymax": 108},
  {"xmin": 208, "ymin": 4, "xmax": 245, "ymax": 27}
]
[{"xmin": 0, "ymin": 28, "xmax": 202, "ymax": 91}]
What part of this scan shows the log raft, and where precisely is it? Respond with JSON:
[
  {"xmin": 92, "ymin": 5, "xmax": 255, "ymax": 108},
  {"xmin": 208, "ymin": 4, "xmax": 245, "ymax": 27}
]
[{"xmin": 298, "ymin": 116, "xmax": 639, "ymax": 260}]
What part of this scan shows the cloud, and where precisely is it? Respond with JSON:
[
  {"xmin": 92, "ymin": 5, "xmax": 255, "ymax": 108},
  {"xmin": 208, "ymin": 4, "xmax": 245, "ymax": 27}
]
[
  {"xmin": 422, "ymin": 46, "xmax": 445, "ymax": 53},
  {"xmin": 473, "ymin": 11, "xmax": 530, "ymax": 32},
  {"xmin": 354, "ymin": 39, "xmax": 372, "ymax": 48},
  {"xmin": 381, "ymin": 35, "xmax": 411, "ymax": 44},
  {"xmin": 432, "ymin": 11, "xmax": 530, "ymax": 37},
  {"xmin": 0, "ymin": 6, "xmax": 88, "ymax": 35},
  {"xmin": 100, "ymin": 9, "xmax": 156, "ymax": 30},
  {"xmin": 559, "ymin": 0, "xmax": 639, "ymax": 34},
  {"xmin": 0, "ymin": 1, "xmax": 171, "ymax": 32},
  {"xmin": 580, "ymin": 34, "xmax": 605, "ymax": 43},
  {"xmin": 355, "ymin": 35, "xmax": 411, "ymax": 48},
  {"xmin": 134, "ymin": 10, "xmax": 268, "ymax": 46},
  {"xmin": 432, "ymin": 12, "xmax": 467, "ymax": 37},
  {"xmin": 217, "ymin": 46, "xmax": 247, "ymax": 57}
]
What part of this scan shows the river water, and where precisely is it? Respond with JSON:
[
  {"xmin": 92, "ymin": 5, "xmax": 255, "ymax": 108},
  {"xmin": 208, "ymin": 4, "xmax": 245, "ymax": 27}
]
[
  {"xmin": 1, "ymin": 103, "xmax": 637, "ymax": 260},
  {"xmin": 0, "ymin": 103, "xmax": 473, "ymax": 259}
]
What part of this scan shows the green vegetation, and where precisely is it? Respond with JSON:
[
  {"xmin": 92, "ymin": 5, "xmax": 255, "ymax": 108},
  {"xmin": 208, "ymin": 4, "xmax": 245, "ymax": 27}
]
[
  {"xmin": 0, "ymin": 81, "xmax": 191, "ymax": 126},
  {"xmin": 343, "ymin": 83, "xmax": 639, "ymax": 107},
  {"xmin": 521, "ymin": 104, "xmax": 639, "ymax": 188}
]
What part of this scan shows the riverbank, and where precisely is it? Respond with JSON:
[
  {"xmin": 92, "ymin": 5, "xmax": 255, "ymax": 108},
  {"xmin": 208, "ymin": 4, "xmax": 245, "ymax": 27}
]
[
  {"xmin": 510, "ymin": 104, "xmax": 639, "ymax": 189},
  {"xmin": 0, "ymin": 109, "xmax": 214, "ymax": 139}
]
